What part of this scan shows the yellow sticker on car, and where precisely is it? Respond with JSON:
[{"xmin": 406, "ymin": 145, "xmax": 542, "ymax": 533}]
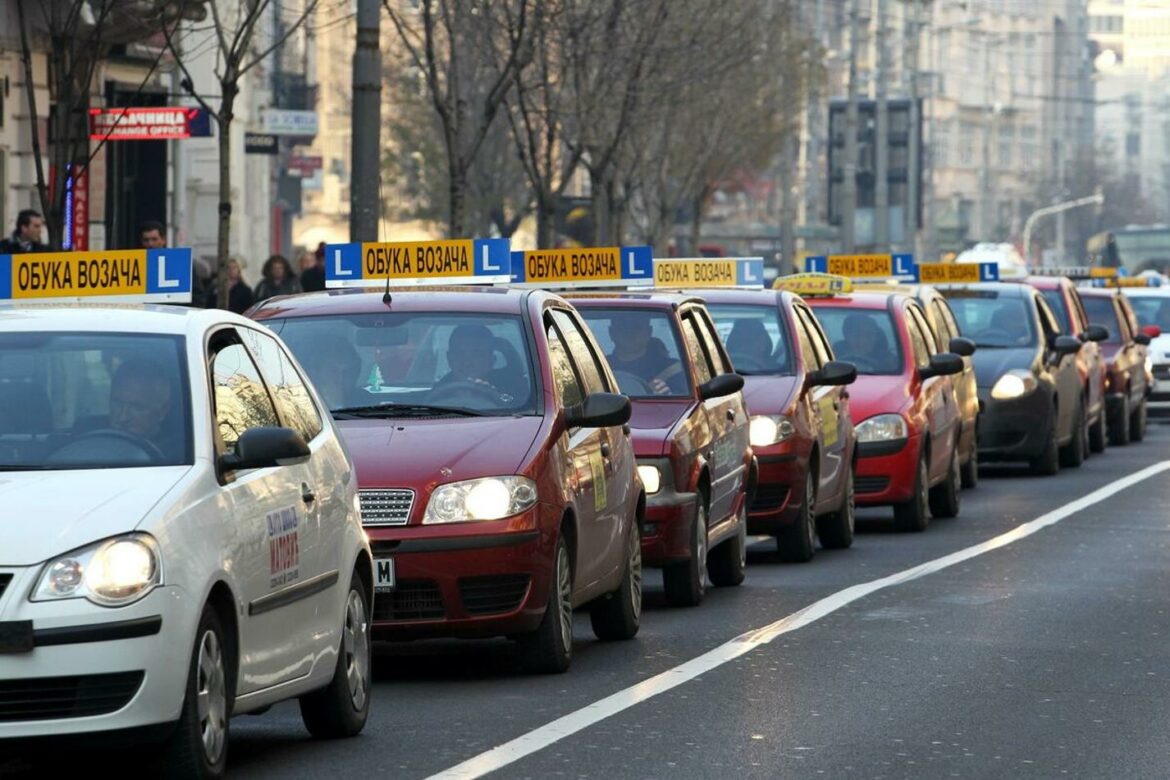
[
  {"xmin": 590, "ymin": 449, "xmax": 607, "ymax": 512},
  {"xmin": 818, "ymin": 395, "xmax": 839, "ymax": 447}
]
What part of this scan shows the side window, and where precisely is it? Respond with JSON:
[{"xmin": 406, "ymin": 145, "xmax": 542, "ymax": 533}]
[
  {"xmin": 793, "ymin": 309, "xmax": 822, "ymax": 371},
  {"xmin": 1069, "ymin": 289, "xmax": 1089, "ymax": 333},
  {"xmin": 930, "ymin": 300, "xmax": 955, "ymax": 349},
  {"xmin": 681, "ymin": 316, "xmax": 714, "ymax": 384},
  {"xmin": 908, "ymin": 306, "xmax": 939, "ymax": 356},
  {"xmin": 546, "ymin": 321, "xmax": 586, "ymax": 408},
  {"xmin": 693, "ymin": 310, "xmax": 730, "ymax": 374},
  {"xmin": 1035, "ymin": 297, "xmax": 1060, "ymax": 341},
  {"xmin": 1121, "ymin": 299, "xmax": 1140, "ymax": 340},
  {"xmin": 209, "ymin": 339, "xmax": 280, "ymax": 454},
  {"xmin": 240, "ymin": 328, "xmax": 324, "ymax": 443},
  {"xmin": 795, "ymin": 307, "xmax": 831, "ymax": 366},
  {"xmin": 905, "ymin": 308, "xmax": 933, "ymax": 367},
  {"xmin": 550, "ymin": 309, "xmax": 609, "ymax": 394}
]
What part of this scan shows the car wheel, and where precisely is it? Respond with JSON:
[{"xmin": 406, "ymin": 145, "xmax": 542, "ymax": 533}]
[
  {"xmin": 960, "ymin": 437, "xmax": 979, "ymax": 490},
  {"xmin": 159, "ymin": 604, "xmax": 230, "ymax": 779},
  {"xmin": 1059, "ymin": 399, "xmax": 1086, "ymax": 468},
  {"xmin": 1110, "ymin": 394, "xmax": 1132, "ymax": 446},
  {"xmin": 590, "ymin": 522, "xmax": 642, "ymax": 640},
  {"xmin": 928, "ymin": 445, "xmax": 961, "ymax": 519},
  {"xmin": 893, "ymin": 455, "xmax": 930, "ymax": 532},
  {"xmin": 663, "ymin": 497, "xmax": 708, "ymax": 606},
  {"xmin": 1030, "ymin": 414, "xmax": 1061, "ymax": 475},
  {"xmin": 518, "ymin": 536, "xmax": 573, "ymax": 673},
  {"xmin": 1130, "ymin": 398, "xmax": 1147, "ymax": 442},
  {"xmin": 777, "ymin": 471, "xmax": 816, "ymax": 562},
  {"xmin": 708, "ymin": 503, "xmax": 747, "ymax": 587},
  {"xmin": 816, "ymin": 467, "xmax": 855, "ymax": 550},
  {"xmin": 1088, "ymin": 407, "xmax": 1107, "ymax": 454},
  {"xmin": 299, "ymin": 572, "xmax": 372, "ymax": 738}
]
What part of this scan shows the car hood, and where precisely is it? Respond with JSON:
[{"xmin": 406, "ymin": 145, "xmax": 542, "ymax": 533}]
[
  {"xmin": 849, "ymin": 374, "xmax": 912, "ymax": 422},
  {"xmin": 0, "ymin": 466, "xmax": 191, "ymax": 566},
  {"xmin": 740, "ymin": 375, "xmax": 801, "ymax": 416},
  {"xmin": 628, "ymin": 400, "xmax": 694, "ymax": 458},
  {"xmin": 971, "ymin": 347, "xmax": 1039, "ymax": 388},
  {"xmin": 336, "ymin": 416, "xmax": 544, "ymax": 487},
  {"xmin": 1150, "ymin": 334, "xmax": 1170, "ymax": 361}
]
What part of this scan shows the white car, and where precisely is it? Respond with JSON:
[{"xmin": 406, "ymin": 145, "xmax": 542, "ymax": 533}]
[
  {"xmin": 0, "ymin": 305, "xmax": 372, "ymax": 777},
  {"xmin": 1120, "ymin": 285, "xmax": 1170, "ymax": 412}
]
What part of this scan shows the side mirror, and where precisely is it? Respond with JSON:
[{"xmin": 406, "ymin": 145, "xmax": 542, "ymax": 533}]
[
  {"xmin": 947, "ymin": 336, "xmax": 976, "ymax": 357},
  {"xmin": 565, "ymin": 392, "xmax": 631, "ymax": 428},
  {"xmin": 919, "ymin": 352, "xmax": 963, "ymax": 379},
  {"xmin": 1082, "ymin": 324, "xmax": 1110, "ymax": 342},
  {"xmin": 808, "ymin": 360, "xmax": 857, "ymax": 387},
  {"xmin": 1142, "ymin": 324, "xmax": 1162, "ymax": 339},
  {"xmin": 1053, "ymin": 335, "xmax": 1083, "ymax": 356},
  {"xmin": 221, "ymin": 427, "xmax": 310, "ymax": 472},
  {"xmin": 1135, "ymin": 332, "xmax": 1152, "ymax": 346},
  {"xmin": 698, "ymin": 372, "xmax": 744, "ymax": 400}
]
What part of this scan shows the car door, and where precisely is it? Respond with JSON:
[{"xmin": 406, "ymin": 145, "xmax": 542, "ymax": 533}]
[
  {"xmin": 207, "ymin": 329, "xmax": 322, "ymax": 695},
  {"xmin": 906, "ymin": 303, "xmax": 955, "ymax": 483},
  {"xmin": 679, "ymin": 307, "xmax": 735, "ymax": 525},
  {"xmin": 793, "ymin": 303, "xmax": 849, "ymax": 508},
  {"xmin": 1118, "ymin": 296, "xmax": 1149, "ymax": 404},
  {"xmin": 1069, "ymin": 288, "xmax": 1106, "ymax": 421},
  {"xmin": 549, "ymin": 308, "xmax": 629, "ymax": 584},
  {"xmin": 1036, "ymin": 295, "xmax": 1080, "ymax": 441},
  {"xmin": 544, "ymin": 312, "xmax": 605, "ymax": 594},
  {"xmin": 930, "ymin": 298, "xmax": 977, "ymax": 456},
  {"xmin": 693, "ymin": 306, "xmax": 751, "ymax": 521}
]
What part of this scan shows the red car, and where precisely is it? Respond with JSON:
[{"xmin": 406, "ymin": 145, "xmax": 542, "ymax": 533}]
[
  {"xmin": 568, "ymin": 293, "xmax": 754, "ymax": 606},
  {"xmin": 250, "ymin": 287, "xmax": 643, "ymax": 673},
  {"xmin": 805, "ymin": 284, "xmax": 965, "ymax": 531},
  {"xmin": 1078, "ymin": 286, "xmax": 1152, "ymax": 444},
  {"xmin": 701, "ymin": 286, "xmax": 858, "ymax": 562}
]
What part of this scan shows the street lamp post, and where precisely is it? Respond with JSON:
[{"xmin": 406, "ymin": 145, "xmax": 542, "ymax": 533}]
[{"xmin": 1021, "ymin": 193, "xmax": 1105, "ymax": 266}]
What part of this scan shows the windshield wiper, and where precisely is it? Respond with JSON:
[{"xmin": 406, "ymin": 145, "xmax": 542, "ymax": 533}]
[{"xmin": 331, "ymin": 403, "xmax": 490, "ymax": 419}]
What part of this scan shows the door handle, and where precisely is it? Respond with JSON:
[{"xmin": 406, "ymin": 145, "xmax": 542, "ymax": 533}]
[
  {"xmin": 600, "ymin": 442, "xmax": 611, "ymax": 458},
  {"xmin": 301, "ymin": 483, "xmax": 316, "ymax": 505}
]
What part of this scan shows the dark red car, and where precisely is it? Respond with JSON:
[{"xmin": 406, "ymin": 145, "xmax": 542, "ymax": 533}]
[
  {"xmin": 700, "ymin": 287, "xmax": 858, "ymax": 562},
  {"xmin": 568, "ymin": 293, "xmax": 755, "ymax": 606},
  {"xmin": 250, "ymin": 288, "xmax": 643, "ymax": 673},
  {"xmin": 1078, "ymin": 286, "xmax": 1152, "ymax": 444}
]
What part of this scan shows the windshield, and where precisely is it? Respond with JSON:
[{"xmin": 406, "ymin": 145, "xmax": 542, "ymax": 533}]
[
  {"xmin": 706, "ymin": 304, "xmax": 794, "ymax": 376},
  {"xmin": 809, "ymin": 306, "xmax": 903, "ymax": 375},
  {"xmin": 1040, "ymin": 290, "xmax": 1071, "ymax": 334},
  {"xmin": 0, "ymin": 332, "xmax": 191, "ymax": 471},
  {"xmin": 263, "ymin": 313, "xmax": 538, "ymax": 416},
  {"xmin": 941, "ymin": 291, "xmax": 1038, "ymax": 349},
  {"xmin": 1126, "ymin": 295, "xmax": 1170, "ymax": 332},
  {"xmin": 577, "ymin": 308, "xmax": 691, "ymax": 397},
  {"xmin": 1080, "ymin": 297, "xmax": 1123, "ymax": 345}
]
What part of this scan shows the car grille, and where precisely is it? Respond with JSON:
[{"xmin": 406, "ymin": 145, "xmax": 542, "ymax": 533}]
[
  {"xmin": 855, "ymin": 476, "xmax": 890, "ymax": 494},
  {"xmin": 1153, "ymin": 364, "xmax": 1170, "ymax": 380},
  {"xmin": 0, "ymin": 574, "xmax": 11, "ymax": 602},
  {"xmin": 373, "ymin": 580, "xmax": 445, "ymax": 621},
  {"xmin": 359, "ymin": 489, "xmax": 415, "ymax": 527},
  {"xmin": 0, "ymin": 671, "xmax": 144, "ymax": 722},
  {"xmin": 459, "ymin": 575, "xmax": 531, "ymax": 616},
  {"xmin": 751, "ymin": 485, "xmax": 790, "ymax": 512}
]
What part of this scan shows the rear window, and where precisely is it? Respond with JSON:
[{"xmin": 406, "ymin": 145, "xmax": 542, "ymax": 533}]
[
  {"xmin": 1080, "ymin": 296, "xmax": 1123, "ymax": 344},
  {"xmin": 941, "ymin": 291, "xmax": 1039, "ymax": 348},
  {"xmin": 809, "ymin": 306, "xmax": 903, "ymax": 375}
]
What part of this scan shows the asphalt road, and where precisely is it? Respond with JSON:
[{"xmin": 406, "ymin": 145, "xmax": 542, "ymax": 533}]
[{"xmin": 9, "ymin": 425, "xmax": 1170, "ymax": 778}]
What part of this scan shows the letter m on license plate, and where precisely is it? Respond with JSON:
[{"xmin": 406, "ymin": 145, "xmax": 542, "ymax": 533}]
[{"xmin": 375, "ymin": 558, "xmax": 396, "ymax": 593}]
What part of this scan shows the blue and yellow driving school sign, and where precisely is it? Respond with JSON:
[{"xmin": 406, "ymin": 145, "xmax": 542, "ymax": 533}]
[
  {"xmin": 915, "ymin": 262, "xmax": 1000, "ymax": 283},
  {"xmin": 0, "ymin": 248, "xmax": 192, "ymax": 303},
  {"xmin": 805, "ymin": 253, "xmax": 916, "ymax": 278},
  {"xmin": 324, "ymin": 238, "xmax": 512, "ymax": 288},
  {"xmin": 653, "ymin": 257, "xmax": 765, "ymax": 289},
  {"xmin": 509, "ymin": 245, "xmax": 653, "ymax": 288}
]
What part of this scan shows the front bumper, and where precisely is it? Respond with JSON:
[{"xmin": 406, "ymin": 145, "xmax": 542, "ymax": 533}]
[
  {"xmin": 854, "ymin": 435, "xmax": 921, "ymax": 506},
  {"xmin": 975, "ymin": 387, "xmax": 1054, "ymax": 462},
  {"xmin": 746, "ymin": 451, "xmax": 806, "ymax": 534},
  {"xmin": 0, "ymin": 571, "xmax": 194, "ymax": 739},
  {"xmin": 367, "ymin": 505, "xmax": 557, "ymax": 641},
  {"xmin": 1148, "ymin": 363, "xmax": 1170, "ymax": 405},
  {"xmin": 639, "ymin": 458, "xmax": 698, "ymax": 566}
]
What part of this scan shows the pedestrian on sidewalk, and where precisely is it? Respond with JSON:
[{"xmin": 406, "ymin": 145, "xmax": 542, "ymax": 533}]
[
  {"xmin": 0, "ymin": 210, "xmax": 49, "ymax": 254},
  {"xmin": 223, "ymin": 258, "xmax": 255, "ymax": 314},
  {"xmin": 299, "ymin": 245, "xmax": 325, "ymax": 292},
  {"xmin": 254, "ymin": 254, "xmax": 301, "ymax": 302}
]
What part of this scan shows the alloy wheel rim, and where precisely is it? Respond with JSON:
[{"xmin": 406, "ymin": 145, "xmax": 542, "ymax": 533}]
[
  {"xmin": 629, "ymin": 527, "xmax": 642, "ymax": 619},
  {"xmin": 919, "ymin": 460, "xmax": 929, "ymax": 516},
  {"xmin": 845, "ymin": 476, "xmax": 855, "ymax": 534},
  {"xmin": 344, "ymin": 589, "xmax": 370, "ymax": 712},
  {"xmin": 695, "ymin": 503, "xmax": 708, "ymax": 588},
  {"xmin": 557, "ymin": 544, "xmax": 573, "ymax": 651},
  {"xmin": 738, "ymin": 506, "xmax": 748, "ymax": 569},
  {"xmin": 196, "ymin": 629, "xmax": 227, "ymax": 765},
  {"xmin": 805, "ymin": 474, "xmax": 817, "ymax": 549}
]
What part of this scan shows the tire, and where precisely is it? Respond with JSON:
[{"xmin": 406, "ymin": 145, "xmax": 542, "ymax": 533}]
[
  {"xmin": 1059, "ymin": 400, "xmax": 1086, "ymax": 468},
  {"xmin": 299, "ymin": 573, "xmax": 372, "ymax": 738},
  {"xmin": 1110, "ymin": 394, "xmax": 1131, "ymax": 446},
  {"xmin": 1030, "ymin": 415, "xmax": 1060, "ymax": 475},
  {"xmin": 590, "ymin": 523, "xmax": 642, "ymax": 640},
  {"xmin": 1130, "ymin": 398, "xmax": 1147, "ymax": 442},
  {"xmin": 816, "ymin": 468, "xmax": 855, "ymax": 550},
  {"xmin": 893, "ymin": 454, "xmax": 930, "ymax": 532},
  {"xmin": 518, "ymin": 536, "xmax": 573, "ymax": 673},
  {"xmin": 960, "ymin": 437, "xmax": 979, "ymax": 490},
  {"xmin": 663, "ymin": 497, "xmax": 708, "ymax": 606},
  {"xmin": 158, "ymin": 604, "xmax": 230, "ymax": 779},
  {"xmin": 777, "ymin": 471, "xmax": 817, "ymax": 562},
  {"xmin": 928, "ymin": 446, "xmax": 961, "ymax": 519},
  {"xmin": 708, "ymin": 504, "xmax": 747, "ymax": 587},
  {"xmin": 1088, "ymin": 407, "xmax": 1107, "ymax": 454}
]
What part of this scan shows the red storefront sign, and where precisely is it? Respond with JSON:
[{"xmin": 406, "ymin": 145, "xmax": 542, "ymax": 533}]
[
  {"xmin": 65, "ymin": 164, "xmax": 90, "ymax": 251},
  {"xmin": 89, "ymin": 107, "xmax": 199, "ymax": 141}
]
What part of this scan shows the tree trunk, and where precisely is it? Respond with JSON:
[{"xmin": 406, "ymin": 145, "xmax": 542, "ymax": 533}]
[
  {"xmin": 689, "ymin": 189, "xmax": 708, "ymax": 254},
  {"xmin": 448, "ymin": 164, "xmax": 467, "ymax": 238},
  {"xmin": 15, "ymin": 0, "xmax": 51, "ymax": 240},
  {"xmin": 215, "ymin": 80, "xmax": 236, "ymax": 309},
  {"xmin": 536, "ymin": 191, "xmax": 556, "ymax": 249},
  {"xmin": 589, "ymin": 168, "xmax": 609, "ymax": 246}
]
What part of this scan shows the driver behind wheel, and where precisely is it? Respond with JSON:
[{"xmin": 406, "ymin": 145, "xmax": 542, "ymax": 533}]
[
  {"xmin": 726, "ymin": 319, "xmax": 773, "ymax": 370},
  {"xmin": 835, "ymin": 313, "xmax": 895, "ymax": 373},
  {"xmin": 108, "ymin": 357, "xmax": 174, "ymax": 453},
  {"xmin": 606, "ymin": 314, "xmax": 684, "ymax": 395},
  {"xmin": 435, "ymin": 324, "xmax": 512, "ymax": 402}
]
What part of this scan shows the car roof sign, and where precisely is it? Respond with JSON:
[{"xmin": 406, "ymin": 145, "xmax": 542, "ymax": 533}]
[
  {"xmin": 1030, "ymin": 266, "xmax": 1118, "ymax": 280},
  {"xmin": 324, "ymin": 238, "xmax": 512, "ymax": 289},
  {"xmin": 0, "ymin": 248, "xmax": 193, "ymax": 304},
  {"xmin": 805, "ymin": 252, "xmax": 916, "ymax": 279},
  {"xmin": 916, "ymin": 261, "xmax": 999, "ymax": 283},
  {"xmin": 653, "ymin": 257, "xmax": 765, "ymax": 289},
  {"xmin": 772, "ymin": 272, "xmax": 853, "ymax": 296},
  {"xmin": 510, "ymin": 245, "xmax": 653, "ymax": 289}
]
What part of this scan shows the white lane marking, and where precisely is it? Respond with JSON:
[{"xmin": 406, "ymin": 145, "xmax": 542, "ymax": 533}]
[{"xmin": 428, "ymin": 461, "xmax": 1170, "ymax": 780}]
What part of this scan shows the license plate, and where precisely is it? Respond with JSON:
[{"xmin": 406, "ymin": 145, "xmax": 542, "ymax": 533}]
[
  {"xmin": 374, "ymin": 558, "xmax": 396, "ymax": 593},
  {"xmin": 0, "ymin": 620, "xmax": 34, "ymax": 654}
]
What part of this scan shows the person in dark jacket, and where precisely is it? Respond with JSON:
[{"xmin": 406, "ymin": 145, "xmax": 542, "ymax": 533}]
[
  {"xmin": 223, "ymin": 258, "xmax": 255, "ymax": 313},
  {"xmin": 254, "ymin": 254, "xmax": 302, "ymax": 302},
  {"xmin": 298, "ymin": 248, "xmax": 325, "ymax": 292},
  {"xmin": 0, "ymin": 209, "xmax": 49, "ymax": 254}
]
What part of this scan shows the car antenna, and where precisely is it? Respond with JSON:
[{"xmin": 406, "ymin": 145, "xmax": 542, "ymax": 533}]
[{"xmin": 379, "ymin": 174, "xmax": 392, "ymax": 306}]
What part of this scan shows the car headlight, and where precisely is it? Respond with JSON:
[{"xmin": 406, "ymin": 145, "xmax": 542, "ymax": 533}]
[
  {"xmin": 32, "ymin": 534, "xmax": 161, "ymax": 606},
  {"xmin": 749, "ymin": 415, "xmax": 796, "ymax": 448},
  {"xmin": 637, "ymin": 465, "xmax": 661, "ymax": 494},
  {"xmin": 423, "ymin": 476, "xmax": 538, "ymax": 524},
  {"xmin": 855, "ymin": 414, "xmax": 908, "ymax": 443},
  {"xmin": 990, "ymin": 369, "xmax": 1038, "ymax": 400}
]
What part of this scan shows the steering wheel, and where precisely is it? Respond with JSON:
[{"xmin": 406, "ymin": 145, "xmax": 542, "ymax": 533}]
[
  {"xmin": 842, "ymin": 354, "xmax": 881, "ymax": 372},
  {"xmin": 978, "ymin": 328, "xmax": 1016, "ymax": 345},
  {"xmin": 612, "ymin": 369, "xmax": 651, "ymax": 395},
  {"xmin": 429, "ymin": 380, "xmax": 503, "ymax": 405},
  {"xmin": 49, "ymin": 428, "xmax": 164, "ymax": 464},
  {"xmin": 729, "ymin": 352, "xmax": 768, "ymax": 372}
]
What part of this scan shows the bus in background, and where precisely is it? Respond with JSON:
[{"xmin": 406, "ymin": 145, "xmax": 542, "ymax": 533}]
[{"xmin": 1088, "ymin": 225, "xmax": 1170, "ymax": 276}]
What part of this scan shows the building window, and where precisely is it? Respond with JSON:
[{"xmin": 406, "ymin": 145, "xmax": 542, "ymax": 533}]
[{"xmin": 959, "ymin": 121, "xmax": 977, "ymax": 168}]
